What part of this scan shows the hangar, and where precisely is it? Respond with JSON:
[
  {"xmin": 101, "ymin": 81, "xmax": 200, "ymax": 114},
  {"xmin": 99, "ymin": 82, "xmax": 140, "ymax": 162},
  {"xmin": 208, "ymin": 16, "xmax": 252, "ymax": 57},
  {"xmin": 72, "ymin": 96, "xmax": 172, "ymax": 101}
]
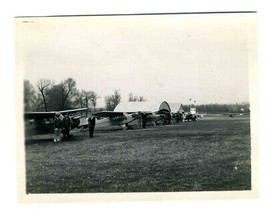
[
  {"xmin": 168, "ymin": 103, "xmax": 185, "ymax": 114},
  {"xmin": 114, "ymin": 101, "xmax": 171, "ymax": 114}
]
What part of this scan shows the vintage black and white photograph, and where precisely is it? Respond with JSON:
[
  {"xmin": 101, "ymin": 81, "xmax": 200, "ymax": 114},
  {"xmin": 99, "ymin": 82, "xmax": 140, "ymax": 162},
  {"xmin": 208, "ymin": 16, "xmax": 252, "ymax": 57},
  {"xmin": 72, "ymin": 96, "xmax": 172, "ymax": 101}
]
[{"xmin": 16, "ymin": 12, "xmax": 257, "ymax": 201}]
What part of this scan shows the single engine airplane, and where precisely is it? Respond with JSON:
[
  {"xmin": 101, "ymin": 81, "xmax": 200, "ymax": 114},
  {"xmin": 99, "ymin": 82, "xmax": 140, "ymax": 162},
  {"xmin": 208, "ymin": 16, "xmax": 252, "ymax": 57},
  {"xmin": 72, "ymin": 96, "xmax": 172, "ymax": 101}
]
[
  {"xmin": 24, "ymin": 108, "xmax": 88, "ymax": 139},
  {"xmin": 78, "ymin": 109, "xmax": 170, "ymax": 131}
]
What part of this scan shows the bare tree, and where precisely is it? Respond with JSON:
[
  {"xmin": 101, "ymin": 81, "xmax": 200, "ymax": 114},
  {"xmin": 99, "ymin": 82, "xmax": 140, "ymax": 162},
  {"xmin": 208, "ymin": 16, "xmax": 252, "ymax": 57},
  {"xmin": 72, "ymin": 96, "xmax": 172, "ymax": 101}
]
[
  {"xmin": 105, "ymin": 89, "xmax": 121, "ymax": 111},
  {"xmin": 128, "ymin": 92, "xmax": 146, "ymax": 102},
  {"xmin": 32, "ymin": 94, "xmax": 44, "ymax": 111},
  {"xmin": 61, "ymin": 78, "xmax": 78, "ymax": 110},
  {"xmin": 47, "ymin": 84, "xmax": 64, "ymax": 111},
  {"xmin": 75, "ymin": 90, "xmax": 85, "ymax": 108},
  {"xmin": 138, "ymin": 96, "xmax": 145, "ymax": 101},
  {"xmin": 45, "ymin": 78, "xmax": 78, "ymax": 111},
  {"xmin": 36, "ymin": 79, "xmax": 53, "ymax": 112},
  {"xmin": 88, "ymin": 90, "xmax": 99, "ymax": 112},
  {"xmin": 75, "ymin": 90, "xmax": 99, "ymax": 116}
]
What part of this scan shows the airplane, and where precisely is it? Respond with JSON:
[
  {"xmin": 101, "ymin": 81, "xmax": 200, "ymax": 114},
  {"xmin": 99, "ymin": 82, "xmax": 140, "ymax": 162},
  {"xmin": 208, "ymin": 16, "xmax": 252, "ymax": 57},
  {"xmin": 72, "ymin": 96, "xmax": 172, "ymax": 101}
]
[
  {"xmin": 24, "ymin": 108, "xmax": 88, "ymax": 138},
  {"xmin": 78, "ymin": 109, "xmax": 170, "ymax": 131}
]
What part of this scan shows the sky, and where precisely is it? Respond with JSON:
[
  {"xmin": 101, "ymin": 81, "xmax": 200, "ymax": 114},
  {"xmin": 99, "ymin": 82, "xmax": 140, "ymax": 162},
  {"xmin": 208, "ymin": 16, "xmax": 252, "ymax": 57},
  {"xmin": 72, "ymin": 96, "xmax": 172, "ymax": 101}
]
[{"xmin": 16, "ymin": 13, "xmax": 256, "ymax": 108}]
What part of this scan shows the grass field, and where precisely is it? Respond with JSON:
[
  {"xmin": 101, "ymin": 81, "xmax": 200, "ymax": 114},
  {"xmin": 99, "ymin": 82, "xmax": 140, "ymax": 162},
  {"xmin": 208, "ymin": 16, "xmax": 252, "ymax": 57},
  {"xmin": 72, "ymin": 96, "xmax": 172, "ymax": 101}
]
[{"xmin": 25, "ymin": 116, "xmax": 251, "ymax": 193}]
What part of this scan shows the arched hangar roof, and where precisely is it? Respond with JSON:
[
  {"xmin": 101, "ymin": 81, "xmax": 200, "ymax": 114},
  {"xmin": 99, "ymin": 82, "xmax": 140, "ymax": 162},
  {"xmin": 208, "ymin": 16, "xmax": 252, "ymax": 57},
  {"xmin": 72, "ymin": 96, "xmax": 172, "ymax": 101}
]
[
  {"xmin": 114, "ymin": 101, "xmax": 171, "ymax": 113},
  {"xmin": 168, "ymin": 103, "xmax": 184, "ymax": 113}
]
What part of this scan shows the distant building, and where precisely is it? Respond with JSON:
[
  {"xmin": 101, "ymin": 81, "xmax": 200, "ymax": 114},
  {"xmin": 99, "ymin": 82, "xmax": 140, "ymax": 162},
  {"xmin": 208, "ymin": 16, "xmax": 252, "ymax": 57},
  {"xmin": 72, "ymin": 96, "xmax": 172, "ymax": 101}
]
[
  {"xmin": 168, "ymin": 103, "xmax": 184, "ymax": 114},
  {"xmin": 114, "ymin": 101, "xmax": 171, "ymax": 114}
]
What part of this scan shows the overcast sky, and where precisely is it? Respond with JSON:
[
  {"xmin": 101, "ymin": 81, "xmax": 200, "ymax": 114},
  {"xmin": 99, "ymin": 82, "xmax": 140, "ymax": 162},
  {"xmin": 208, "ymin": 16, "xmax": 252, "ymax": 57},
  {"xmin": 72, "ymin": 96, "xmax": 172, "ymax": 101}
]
[{"xmin": 16, "ymin": 13, "xmax": 256, "ymax": 107}]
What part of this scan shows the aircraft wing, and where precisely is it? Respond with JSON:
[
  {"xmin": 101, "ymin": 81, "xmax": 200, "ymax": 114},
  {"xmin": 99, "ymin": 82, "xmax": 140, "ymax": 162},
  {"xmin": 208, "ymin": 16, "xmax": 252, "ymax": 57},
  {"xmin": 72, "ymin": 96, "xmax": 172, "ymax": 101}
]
[
  {"xmin": 94, "ymin": 111, "xmax": 155, "ymax": 118},
  {"xmin": 93, "ymin": 111, "xmax": 125, "ymax": 118},
  {"xmin": 24, "ymin": 112, "xmax": 56, "ymax": 120},
  {"xmin": 25, "ymin": 108, "xmax": 88, "ymax": 120},
  {"xmin": 59, "ymin": 108, "xmax": 88, "ymax": 114}
]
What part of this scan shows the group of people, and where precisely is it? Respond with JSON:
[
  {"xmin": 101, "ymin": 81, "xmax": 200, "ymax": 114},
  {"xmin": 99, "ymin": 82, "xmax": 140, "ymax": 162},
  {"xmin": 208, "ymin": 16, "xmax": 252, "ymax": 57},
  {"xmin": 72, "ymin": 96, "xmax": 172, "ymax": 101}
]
[
  {"xmin": 53, "ymin": 113, "xmax": 96, "ymax": 142},
  {"xmin": 172, "ymin": 112, "xmax": 184, "ymax": 123},
  {"xmin": 137, "ymin": 111, "xmax": 147, "ymax": 129},
  {"xmin": 136, "ymin": 111, "xmax": 174, "ymax": 128},
  {"xmin": 54, "ymin": 113, "xmax": 71, "ymax": 142}
]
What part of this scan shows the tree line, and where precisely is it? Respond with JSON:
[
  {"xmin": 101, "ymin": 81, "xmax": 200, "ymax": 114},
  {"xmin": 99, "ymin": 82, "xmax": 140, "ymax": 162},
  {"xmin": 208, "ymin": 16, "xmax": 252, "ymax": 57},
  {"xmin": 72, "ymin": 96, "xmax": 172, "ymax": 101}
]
[
  {"xmin": 24, "ymin": 78, "xmax": 146, "ymax": 112},
  {"xmin": 183, "ymin": 102, "xmax": 250, "ymax": 114},
  {"xmin": 24, "ymin": 77, "xmax": 249, "ymax": 114}
]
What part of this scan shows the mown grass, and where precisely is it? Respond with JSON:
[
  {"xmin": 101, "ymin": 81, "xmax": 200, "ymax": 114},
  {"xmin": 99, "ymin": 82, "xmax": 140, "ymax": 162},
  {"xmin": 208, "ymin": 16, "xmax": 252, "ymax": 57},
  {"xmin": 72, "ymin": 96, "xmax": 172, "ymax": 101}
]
[{"xmin": 25, "ymin": 116, "xmax": 251, "ymax": 193}]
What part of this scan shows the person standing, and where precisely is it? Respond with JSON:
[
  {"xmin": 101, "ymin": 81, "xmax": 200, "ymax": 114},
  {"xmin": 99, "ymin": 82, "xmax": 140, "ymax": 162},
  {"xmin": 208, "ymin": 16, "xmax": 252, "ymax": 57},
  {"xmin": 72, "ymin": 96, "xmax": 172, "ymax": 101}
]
[
  {"xmin": 167, "ymin": 112, "xmax": 171, "ymax": 125},
  {"xmin": 54, "ymin": 112, "xmax": 62, "ymax": 142},
  {"xmin": 176, "ymin": 112, "xmax": 181, "ymax": 123},
  {"xmin": 62, "ymin": 114, "xmax": 71, "ymax": 141},
  {"xmin": 138, "ymin": 111, "xmax": 142, "ymax": 129},
  {"xmin": 141, "ymin": 112, "xmax": 146, "ymax": 129},
  {"xmin": 174, "ymin": 113, "xmax": 179, "ymax": 123},
  {"xmin": 88, "ymin": 114, "xmax": 96, "ymax": 138}
]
